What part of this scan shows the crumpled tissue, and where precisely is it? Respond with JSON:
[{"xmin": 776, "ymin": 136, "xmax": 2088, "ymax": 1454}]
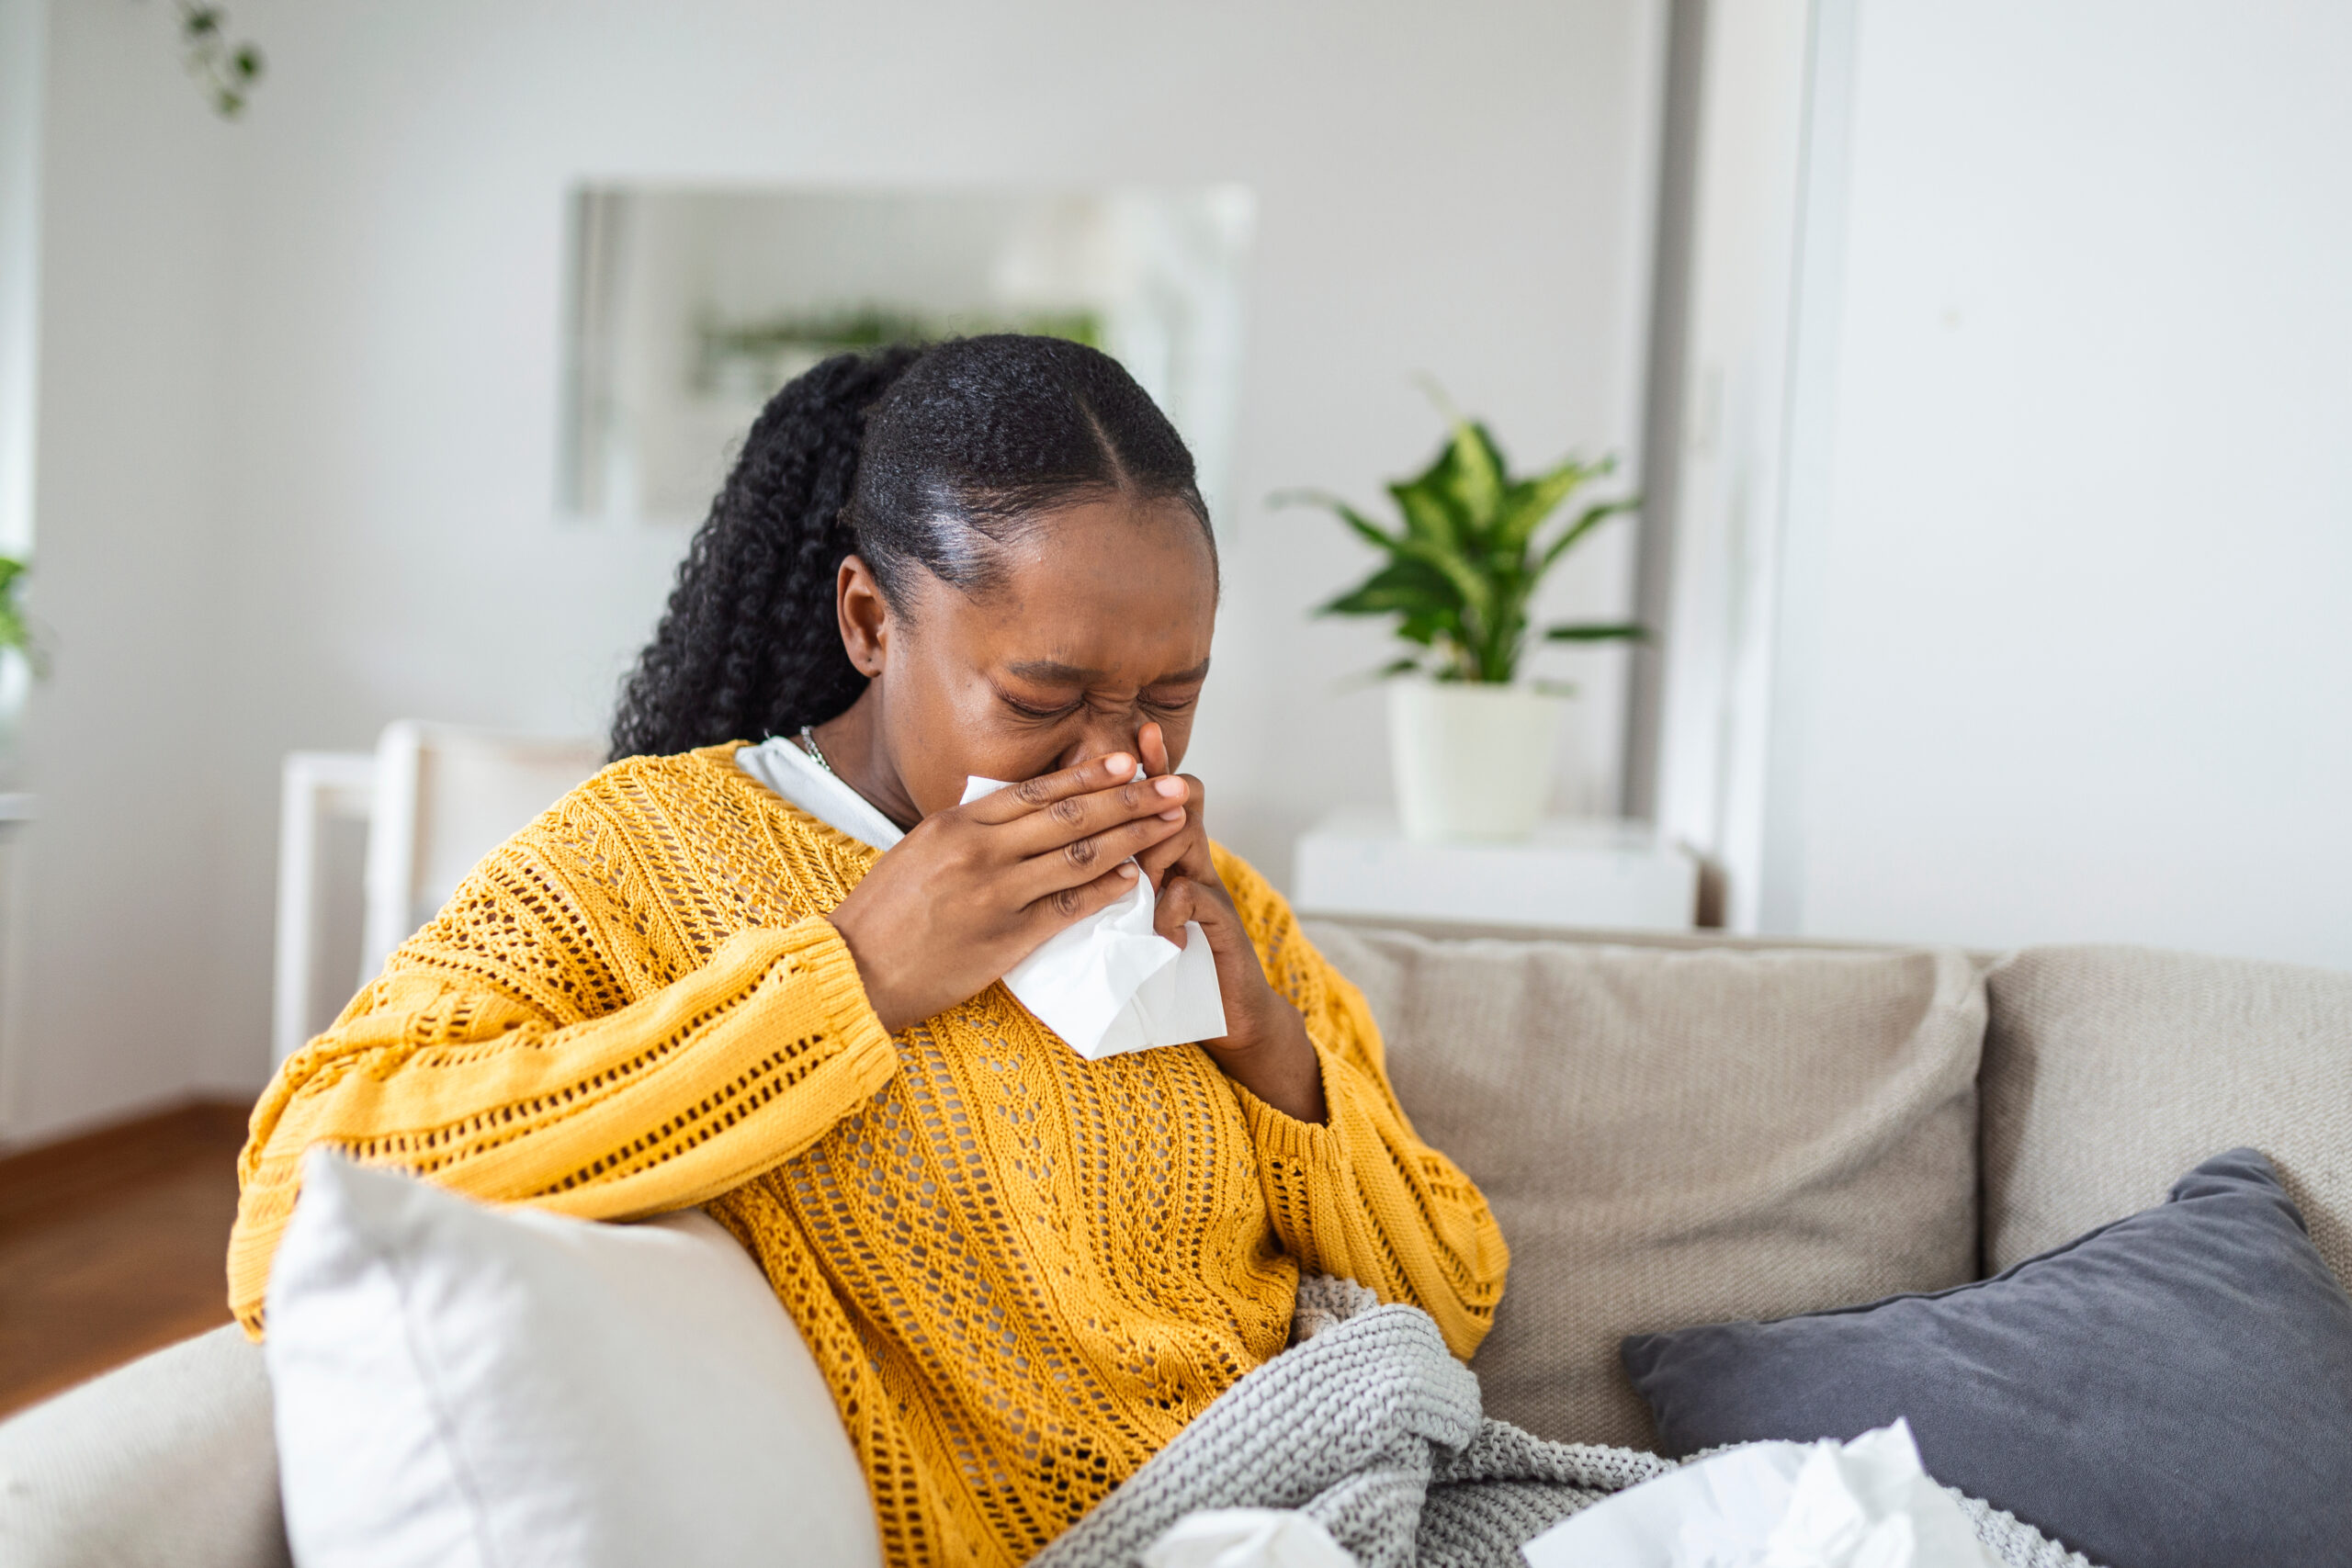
[
  {"xmin": 961, "ymin": 776, "xmax": 1227, "ymax": 1060},
  {"xmin": 1142, "ymin": 1508, "xmax": 1356, "ymax": 1568},
  {"xmin": 1520, "ymin": 1421, "xmax": 2002, "ymax": 1568}
]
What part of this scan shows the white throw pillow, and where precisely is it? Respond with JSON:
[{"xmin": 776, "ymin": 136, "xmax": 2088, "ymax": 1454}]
[{"xmin": 265, "ymin": 1150, "xmax": 881, "ymax": 1568}]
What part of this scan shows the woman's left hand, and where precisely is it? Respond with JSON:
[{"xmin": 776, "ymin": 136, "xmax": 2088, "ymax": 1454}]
[{"xmin": 1135, "ymin": 723, "xmax": 1327, "ymax": 1124}]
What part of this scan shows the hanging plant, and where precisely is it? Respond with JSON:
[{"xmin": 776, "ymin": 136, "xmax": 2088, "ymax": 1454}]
[{"xmin": 161, "ymin": 2, "xmax": 266, "ymax": 118}]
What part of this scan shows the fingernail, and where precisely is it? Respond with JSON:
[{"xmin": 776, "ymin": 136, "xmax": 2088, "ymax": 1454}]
[
  {"xmin": 1104, "ymin": 754, "xmax": 1134, "ymax": 776},
  {"xmin": 1116, "ymin": 863, "xmax": 1139, "ymax": 877},
  {"xmin": 1153, "ymin": 777, "xmax": 1185, "ymax": 797},
  {"xmin": 1159, "ymin": 807, "xmax": 1185, "ymax": 820}
]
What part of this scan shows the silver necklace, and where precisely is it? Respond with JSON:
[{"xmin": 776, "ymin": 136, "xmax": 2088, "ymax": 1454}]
[{"xmin": 796, "ymin": 724, "xmax": 837, "ymax": 776}]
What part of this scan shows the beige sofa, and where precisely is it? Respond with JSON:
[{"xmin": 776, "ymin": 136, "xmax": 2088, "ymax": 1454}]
[{"xmin": 5, "ymin": 926, "xmax": 2346, "ymax": 1568}]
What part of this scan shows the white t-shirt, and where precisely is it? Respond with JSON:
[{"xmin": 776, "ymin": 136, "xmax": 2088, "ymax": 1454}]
[{"xmin": 735, "ymin": 733, "xmax": 907, "ymax": 852}]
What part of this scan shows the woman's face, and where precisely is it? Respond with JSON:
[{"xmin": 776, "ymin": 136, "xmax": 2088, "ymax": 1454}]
[{"xmin": 836, "ymin": 491, "xmax": 1218, "ymax": 821}]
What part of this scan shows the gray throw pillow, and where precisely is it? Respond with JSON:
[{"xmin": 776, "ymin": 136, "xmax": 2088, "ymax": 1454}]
[{"xmin": 1620, "ymin": 1149, "xmax": 2352, "ymax": 1568}]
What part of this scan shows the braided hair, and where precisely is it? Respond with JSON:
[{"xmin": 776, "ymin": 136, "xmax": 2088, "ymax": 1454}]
[{"xmin": 608, "ymin": 334, "xmax": 1213, "ymax": 761}]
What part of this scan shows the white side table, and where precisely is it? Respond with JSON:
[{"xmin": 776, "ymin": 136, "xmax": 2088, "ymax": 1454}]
[{"xmin": 1293, "ymin": 807, "xmax": 1699, "ymax": 934}]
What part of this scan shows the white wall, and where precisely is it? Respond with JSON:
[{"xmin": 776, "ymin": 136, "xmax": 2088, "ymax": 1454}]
[
  {"xmin": 0, "ymin": 0, "xmax": 48, "ymax": 1134},
  {"xmin": 11, "ymin": 0, "xmax": 1665, "ymax": 1140},
  {"xmin": 3, "ymin": 0, "xmax": 243, "ymax": 1143},
  {"xmin": 1753, "ymin": 1, "xmax": 2352, "ymax": 966},
  {"xmin": 0, "ymin": 0, "xmax": 41, "ymax": 566}
]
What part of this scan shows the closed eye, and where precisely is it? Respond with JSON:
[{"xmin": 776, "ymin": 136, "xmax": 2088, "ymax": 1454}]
[{"xmin": 1000, "ymin": 693, "xmax": 1084, "ymax": 722}]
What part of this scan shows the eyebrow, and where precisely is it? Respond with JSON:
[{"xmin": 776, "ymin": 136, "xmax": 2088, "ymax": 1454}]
[{"xmin": 1005, "ymin": 658, "xmax": 1212, "ymax": 686}]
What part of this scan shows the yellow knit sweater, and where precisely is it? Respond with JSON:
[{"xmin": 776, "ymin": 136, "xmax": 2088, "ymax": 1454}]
[{"xmin": 231, "ymin": 744, "xmax": 1508, "ymax": 1566}]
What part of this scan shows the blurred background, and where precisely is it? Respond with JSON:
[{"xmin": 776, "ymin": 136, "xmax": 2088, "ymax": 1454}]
[{"xmin": 0, "ymin": 0, "xmax": 2346, "ymax": 1167}]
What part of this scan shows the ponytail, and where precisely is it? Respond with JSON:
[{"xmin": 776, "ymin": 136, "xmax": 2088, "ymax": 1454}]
[
  {"xmin": 609, "ymin": 333, "xmax": 1212, "ymax": 761},
  {"xmin": 608, "ymin": 346, "xmax": 922, "ymax": 761}
]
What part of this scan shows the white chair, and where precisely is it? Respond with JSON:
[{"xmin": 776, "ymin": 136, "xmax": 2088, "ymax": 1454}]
[
  {"xmin": 272, "ymin": 751, "xmax": 379, "ymax": 1073},
  {"xmin": 273, "ymin": 722, "xmax": 605, "ymax": 1068}
]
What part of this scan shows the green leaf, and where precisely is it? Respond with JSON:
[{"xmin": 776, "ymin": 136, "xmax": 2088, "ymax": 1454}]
[
  {"xmin": 1387, "ymin": 474, "xmax": 1466, "ymax": 550},
  {"xmin": 1393, "ymin": 607, "xmax": 1447, "ymax": 647},
  {"xmin": 1492, "ymin": 457, "xmax": 1598, "ymax": 558},
  {"xmin": 0, "ymin": 556, "xmax": 38, "ymax": 669},
  {"xmin": 1268, "ymin": 488, "xmax": 1407, "ymax": 553},
  {"xmin": 1331, "ymin": 488, "xmax": 1490, "ymax": 626},
  {"xmin": 1329, "ymin": 501, "xmax": 1405, "ymax": 555},
  {"xmin": 1544, "ymin": 621, "xmax": 1649, "ymax": 642},
  {"xmin": 1442, "ymin": 420, "xmax": 1508, "ymax": 535},
  {"xmin": 1391, "ymin": 534, "xmax": 1492, "ymax": 631},
  {"xmin": 1317, "ymin": 557, "xmax": 1457, "ymax": 618},
  {"xmin": 1408, "ymin": 379, "xmax": 1504, "ymax": 538},
  {"xmin": 1537, "ymin": 496, "xmax": 1640, "ymax": 574}
]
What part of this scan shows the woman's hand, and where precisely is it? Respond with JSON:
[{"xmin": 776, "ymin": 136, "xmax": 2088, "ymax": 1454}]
[
  {"xmin": 1136, "ymin": 724, "xmax": 1328, "ymax": 1124},
  {"xmin": 826, "ymin": 752, "xmax": 1190, "ymax": 1034}
]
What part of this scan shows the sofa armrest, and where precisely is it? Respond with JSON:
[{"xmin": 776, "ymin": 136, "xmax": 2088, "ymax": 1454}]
[
  {"xmin": 0, "ymin": 1325, "xmax": 289, "ymax": 1568},
  {"xmin": 1983, "ymin": 943, "xmax": 2352, "ymax": 1292}
]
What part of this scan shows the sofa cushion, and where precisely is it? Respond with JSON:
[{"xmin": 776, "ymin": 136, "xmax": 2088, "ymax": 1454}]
[
  {"xmin": 1304, "ymin": 922, "xmax": 1985, "ymax": 1450},
  {"xmin": 0, "ymin": 1323, "xmax": 290, "ymax": 1568},
  {"xmin": 1983, "ymin": 943, "xmax": 2352, "ymax": 1290},
  {"xmin": 1620, "ymin": 1147, "xmax": 2352, "ymax": 1568}
]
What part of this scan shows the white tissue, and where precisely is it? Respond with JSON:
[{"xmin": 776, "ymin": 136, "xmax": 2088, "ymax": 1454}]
[
  {"xmin": 1143, "ymin": 1509, "xmax": 1356, "ymax": 1568},
  {"xmin": 1520, "ymin": 1422, "xmax": 2001, "ymax": 1568},
  {"xmin": 961, "ymin": 775, "xmax": 1228, "ymax": 1060}
]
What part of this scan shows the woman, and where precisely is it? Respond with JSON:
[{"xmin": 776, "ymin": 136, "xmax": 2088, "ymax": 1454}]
[{"xmin": 231, "ymin": 335, "xmax": 1507, "ymax": 1566}]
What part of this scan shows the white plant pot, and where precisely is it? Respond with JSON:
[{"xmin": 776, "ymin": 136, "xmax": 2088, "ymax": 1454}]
[
  {"xmin": 1387, "ymin": 680, "xmax": 1565, "ymax": 842},
  {"xmin": 0, "ymin": 649, "xmax": 26, "ymax": 776}
]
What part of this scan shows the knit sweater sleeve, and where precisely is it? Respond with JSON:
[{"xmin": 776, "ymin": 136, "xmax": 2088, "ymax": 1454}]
[
  {"xmin": 227, "ymin": 773, "xmax": 899, "ymax": 1334},
  {"xmin": 1209, "ymin": 848, "xmax": 1510, "ymax": 1360}
]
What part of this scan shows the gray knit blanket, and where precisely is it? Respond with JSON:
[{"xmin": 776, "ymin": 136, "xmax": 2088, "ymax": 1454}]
[{"xmin": 1032, "ymin": 1278, "xmax": 2098, "ymax": 1568}]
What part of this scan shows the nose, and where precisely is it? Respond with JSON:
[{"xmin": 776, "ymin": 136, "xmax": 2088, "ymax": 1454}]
[{"xmin": 1061, "ymin": 712, "xmax": 1141, "ymax": 778}]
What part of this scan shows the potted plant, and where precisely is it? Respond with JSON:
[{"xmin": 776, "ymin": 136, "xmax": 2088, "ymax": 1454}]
[{"xmin": 1280, "ymin": 404, "xmax": 1642, "ymax": 841}]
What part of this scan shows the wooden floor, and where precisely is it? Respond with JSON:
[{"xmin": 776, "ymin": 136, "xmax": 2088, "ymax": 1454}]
[{"xmin": 0, "ymin": 1101, "xmax": 250, "ymax": 1418}]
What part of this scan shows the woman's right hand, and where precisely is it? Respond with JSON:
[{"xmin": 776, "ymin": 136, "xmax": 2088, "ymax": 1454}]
[{"xmin": 824, "ymin": 752, "xmax": 1190, "ymax": 1033}]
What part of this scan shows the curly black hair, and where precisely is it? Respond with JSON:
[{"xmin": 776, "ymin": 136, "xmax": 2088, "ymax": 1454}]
[{"xmin": 608, "ymin": 334, "xmax": 1214, "ymax": 761}]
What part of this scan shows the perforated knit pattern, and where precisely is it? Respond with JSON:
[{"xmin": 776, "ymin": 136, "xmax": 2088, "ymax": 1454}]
[{"xmin": 230, "ymin": 745, "xmax": 1506, "ymax": 1568}]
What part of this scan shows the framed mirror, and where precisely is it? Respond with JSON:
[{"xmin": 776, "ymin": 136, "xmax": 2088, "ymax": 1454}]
[{"xmin": 562, "ymin": 184, "xmax": 1255, "ymax": 526}]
